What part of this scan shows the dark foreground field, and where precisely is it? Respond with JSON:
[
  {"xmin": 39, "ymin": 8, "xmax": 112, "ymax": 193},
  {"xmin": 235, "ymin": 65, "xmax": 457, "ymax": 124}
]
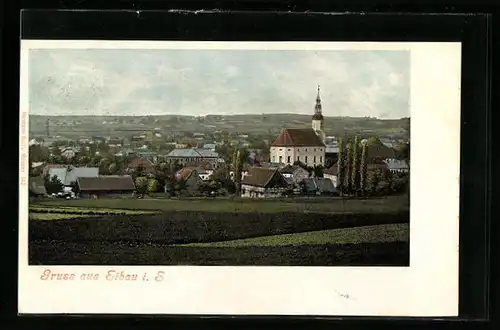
[
  {"xmin": 30, "ymin": 240, "xmax": 408, "ymax": 266},
  {"xmin": 29, "ymin": 208, "xmax": 410, "ymax": 266}
]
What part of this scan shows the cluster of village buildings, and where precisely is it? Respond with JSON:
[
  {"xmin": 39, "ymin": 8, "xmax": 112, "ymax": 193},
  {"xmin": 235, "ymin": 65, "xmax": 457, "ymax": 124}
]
[{"xmin": 29, "ymin": 87, "xmax": 409, "ymax": 199}]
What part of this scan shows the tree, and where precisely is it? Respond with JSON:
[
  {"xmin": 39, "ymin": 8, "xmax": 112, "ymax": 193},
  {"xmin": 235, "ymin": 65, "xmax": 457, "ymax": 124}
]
[
  {"xmin": 211, "ymin": 166, "xmax": 230, "ymax": 182},
  {"xmin": 233, "ymin": 149, "xmax": 243, "ymax": 195},
  {"xmin": 345, "ymin": 141, "xmax": 353, "ymax": 195},
  {"xmin": 173, "ymin": 178, "xmax": 188, "ymax": 196},
  {"xmin": 29, "ymin": 145, "xmax": 50, "ymax": 162},
  {"xmin": 51, "ymin": 147, "xmax": 62, "ymax": 156},
  {"xmin": 351, "ymin": 136, "xmax": 360, "ymax": 196},
  {"xmin": 147, "ymin": 178, "xmax": 159, "ymax": 195},
  {"xmin": 44, "ymin": 174, "xmax": 64, "ymax": 195},
  {"xmin": 360, "ymin": 141, "xmax": 368, "ymax": 197},
  {"xmin": 108, "ymin": 163, "xmax": 118, "ymax": 175},
  {"xmin": 337, "ymin": 137, "xmax": 345, "ymax": 196},
  {"xmin": 69, "ymin": 180, "xmax": 80, "ymax": 194},
  {"xmin": 134, "ymin": 177, "xmax": 148, "ymax": 197},
  {"xmin": 368, "ymin": 170, "xmax": 380, "ymax": 196},
  {"xmin": 396, "ymin": 142, "xmax": 410, "ymax": 164},
  {"xmin": 312, "ymin": 165, "xmax": 324, "ymax": 178}
]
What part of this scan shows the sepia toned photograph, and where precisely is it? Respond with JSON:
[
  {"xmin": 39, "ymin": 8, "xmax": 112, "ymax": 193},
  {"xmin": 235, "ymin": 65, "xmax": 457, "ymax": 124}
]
[{"xmin": 26, "ymin": 44, "xmax": 410, "ymax": 267}]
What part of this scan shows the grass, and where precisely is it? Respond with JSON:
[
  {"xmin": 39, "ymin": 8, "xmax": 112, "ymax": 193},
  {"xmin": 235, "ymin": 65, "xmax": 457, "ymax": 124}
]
[
  {"xmin": 29, "ymin": 241, "xmax": 409, "ymax": 266},
  {"xmin": 29, "ymin": 213, "xmax": 95, "ymax": 220},
  {"xmin": 29, "ymin": 211, "xmax": 409, "ymax": 243},
  {"xmin": 34, "ymin": 195, "xmax": 409, "ymax": 214},
  {"xmin": 29, "ymin": 205, "xmax": 158, "ymax": 215},
  {"xmin": 181, "ymin": 223, "xmax": 409, "ymax": 247}
]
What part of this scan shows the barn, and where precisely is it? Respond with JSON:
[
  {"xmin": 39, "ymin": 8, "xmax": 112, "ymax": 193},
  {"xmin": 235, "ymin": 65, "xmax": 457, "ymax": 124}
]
[{"xmin": 77, "ymin": 175, "xmax": 136, "ymax": 198}]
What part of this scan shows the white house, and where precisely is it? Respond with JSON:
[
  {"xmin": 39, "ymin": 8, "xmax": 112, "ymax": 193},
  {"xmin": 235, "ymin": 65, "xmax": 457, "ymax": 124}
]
[
  {"xmin": 323, "ymin": 165, "xmax": 338, "ymax": 187},
  {"xmin": 61, "ymin": 147, "xmax": 78, "ymax": 159},
  {"xmin": 384, "ymin": 159, "xmax": 409, "ymax": 174}
]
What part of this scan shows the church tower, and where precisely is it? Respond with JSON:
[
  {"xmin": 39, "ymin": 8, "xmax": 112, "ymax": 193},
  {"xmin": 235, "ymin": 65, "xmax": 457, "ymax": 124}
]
[{"xmin": 312, "ymin": 85, "xmax": 325, "ymax": 144}]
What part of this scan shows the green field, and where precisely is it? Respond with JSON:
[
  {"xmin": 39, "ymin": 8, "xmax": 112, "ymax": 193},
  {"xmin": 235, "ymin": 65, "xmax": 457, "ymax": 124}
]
[
  {"xmin": 29, "ymin": 213, "xmax": 96, "ymax": 220},
  {"xmin": 33, "ymin": 196, "xmax": 408, "ymax": 214},
  {"xmin": 181, "ymin": 223, "xmax": 409, "ymax": 247},
  {"xmin": 29, "ymin": 205, "xmax": 159, "ymax": 215},
  {"xmin": 29, "ymin": 196, "xmax": 410, "ymax": 266}
]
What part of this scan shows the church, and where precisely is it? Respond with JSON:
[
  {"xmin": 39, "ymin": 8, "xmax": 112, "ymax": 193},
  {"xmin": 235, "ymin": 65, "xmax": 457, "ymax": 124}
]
[{"xmin": 269, "ymin": 86, "xmax": 326, "ymax": 167}]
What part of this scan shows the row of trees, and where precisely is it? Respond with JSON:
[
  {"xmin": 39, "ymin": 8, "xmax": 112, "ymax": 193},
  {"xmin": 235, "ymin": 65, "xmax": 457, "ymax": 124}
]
[{"xmin": 337, "ymin": 137, "xmax": 409, "ymax": 197}]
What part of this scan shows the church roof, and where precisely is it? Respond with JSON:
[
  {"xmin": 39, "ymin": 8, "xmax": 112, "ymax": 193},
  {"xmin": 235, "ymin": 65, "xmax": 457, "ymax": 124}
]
[{"xmin": 271, "ymin": 128, "xmax": 325, "ymax": 147}]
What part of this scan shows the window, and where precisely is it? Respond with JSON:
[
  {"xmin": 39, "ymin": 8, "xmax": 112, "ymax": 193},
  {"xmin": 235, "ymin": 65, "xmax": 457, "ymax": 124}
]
[
  {"xmin": 272, "ymin": 156, "xmax": 276, "ymax": 162},
  {"xmin": 320, "ymin": 156, "xmax": 323, "ymax": 163},
  {"xmin": 305, "ymin": 149, "xmax": 308, "ymax": 152},
  {"xmin": 279, "ymin": 156, "xmax": 283, "ymax": 163},
  {"xmin": 314, "ymin": 156, "xmax": 316, "ymax": 163},
  {"xmin": 297, "ymin": 149, "xmax": 300, "ymax": 152},
  {"xmin": 305, "ymin": 156, "xmax": 308, "ymax": 163},
  {"xmin": 287, "ymin": 156, "xmax": 291, "ymax": 163},
  {"xmin": 320, "ymin": 148, "xmax": 322, "ymax": 151},
  {"xmin": 314, "ymin": 148, "xmax": 316, "ymax": 152},
  {"xmin": 297, "ymin": 156, "xmax": 300, "ymax": 162},
  {"xmin": 288, "ymin": 149, "xmax": 291, "ymax": 151},
  {"xmin": 279, "ymin": 149, "xmax": 283, "ymax": 151}
]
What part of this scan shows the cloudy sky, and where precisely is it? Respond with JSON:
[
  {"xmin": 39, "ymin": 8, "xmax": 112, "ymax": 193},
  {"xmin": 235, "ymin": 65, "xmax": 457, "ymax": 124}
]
[{"xmin": 28, "ymin": 48, "xmax": 409, "ymax": 118}]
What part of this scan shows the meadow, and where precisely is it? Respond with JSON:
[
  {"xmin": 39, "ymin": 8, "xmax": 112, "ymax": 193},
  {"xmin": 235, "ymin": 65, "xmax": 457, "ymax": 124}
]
[
  {"xmin": 28, "ymin": 196, "xmax": 410, "ymax": 266},
  {"xmin": 34, "ymin": 195, "xmax": 409, "ymax": 213}
]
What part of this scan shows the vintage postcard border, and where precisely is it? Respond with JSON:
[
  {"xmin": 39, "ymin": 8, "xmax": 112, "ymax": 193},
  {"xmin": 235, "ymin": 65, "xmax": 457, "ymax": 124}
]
[{"xmin": 18, "ymin": 41, "xmax": 460, "ymax": 316}]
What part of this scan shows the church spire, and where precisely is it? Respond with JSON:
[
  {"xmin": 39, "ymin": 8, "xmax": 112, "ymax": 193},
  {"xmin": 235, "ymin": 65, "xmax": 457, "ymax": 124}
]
[{"xmin": 312, "ymin": 85, "xmax": 324, "ymax": 120}]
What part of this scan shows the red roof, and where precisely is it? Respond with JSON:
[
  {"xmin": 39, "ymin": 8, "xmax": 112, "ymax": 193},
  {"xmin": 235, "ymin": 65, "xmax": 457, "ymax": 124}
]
[
  {"xmin": 271, "ymin": 129, "xmax": 325, "ymax": 147},
  {"xmin": 127, "ymin": 157, "xmax": 154, "ymax": 169}
]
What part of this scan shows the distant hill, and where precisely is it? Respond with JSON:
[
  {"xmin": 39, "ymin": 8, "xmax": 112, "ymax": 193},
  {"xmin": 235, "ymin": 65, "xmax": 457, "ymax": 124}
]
[{"xmin": 28, "ymin": 114, "xmax": 410, "ymax": 140}]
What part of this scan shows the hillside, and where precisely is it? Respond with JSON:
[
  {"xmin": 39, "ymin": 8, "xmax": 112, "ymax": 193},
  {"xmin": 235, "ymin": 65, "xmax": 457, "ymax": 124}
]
[{"xmin": 28, "ymin": 114, "xmax": 410, "ymax": 140}]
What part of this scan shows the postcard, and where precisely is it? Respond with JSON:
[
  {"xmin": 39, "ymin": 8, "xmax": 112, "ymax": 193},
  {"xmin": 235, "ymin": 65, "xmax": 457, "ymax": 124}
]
[{"xmin": 19, "ymin": 40, "xmax": 460, "ymax": 316}]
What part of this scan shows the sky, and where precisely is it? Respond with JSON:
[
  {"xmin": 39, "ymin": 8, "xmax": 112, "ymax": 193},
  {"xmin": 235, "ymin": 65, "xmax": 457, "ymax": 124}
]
[{"xmin": 28, "ymin": 48, "xmax": 410, "ymax": 119}]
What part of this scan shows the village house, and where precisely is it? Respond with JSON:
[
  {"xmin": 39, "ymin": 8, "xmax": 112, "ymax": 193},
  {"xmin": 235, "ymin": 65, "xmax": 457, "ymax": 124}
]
[
  {"xmin": 175, "ymin": 167, "xmax": 204, "ymax": 195},
  {"xmin": 29, "ymin": 138, "xmax": 44, "ymax": 146},
  {"xmin": 60, "ymin": 147, "xmax": 78, "ymax": 159},
  {"xmin": 47, "ymin": 166, "xmax": 99, "ymax": 188},
  {"xmin": 301, "ymin": 177, "xmax": 337, "ymax": 196},
  {"xmin": 240, "ymin": 167, "xmax": 291, "ymax": 198},
  {"xmin": 384, "ymin": 159, "xmax": 409, "ymax": 174},
  {"xmin": 202, "ymin": 143, "xmax": 217, "ymax": 151},
  {"xmin": 323, "ymin": 165, "xmax": 339, "ymax": 187},
  {"xmin": 126, "ymin": 157, "xmax": 155, "ymax": 175},
  {"xmin": 269, "ymin": 86, "xmax": 326, "ymax": 167},
  {"xmin": 278, "ymin": 164, "xmax": 310, "ymax": 184},
  {"xmin": 135, "ymin": 151, "xmax": 158, "ymax": 163},
  {"xmin": 165, "ymin": 148, "xmax": 220, "ymax": 167},
  {"xmin": 366, "ymin": 142, "xmax": 397, "ymax": 163},
  {"xmin": 77, "ymin": 175, "xmax": 136, "ymax": 198},
  {"xmin": 229, "ymin": 163, "xmax": 251, "ymax": 181}
]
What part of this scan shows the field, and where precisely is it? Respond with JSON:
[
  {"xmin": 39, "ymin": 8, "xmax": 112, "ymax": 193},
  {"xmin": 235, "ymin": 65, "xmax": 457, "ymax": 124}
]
[
  {"xmin": 28, "ymin": 197, "xmax": 410, "ymax": 266},
  {"xmin": 35, "ymin": 195, "xmax": 408, "ymax": 213}
]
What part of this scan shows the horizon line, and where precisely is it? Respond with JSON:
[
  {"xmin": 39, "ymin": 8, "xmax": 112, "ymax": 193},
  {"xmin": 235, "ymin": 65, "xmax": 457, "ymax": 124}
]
[{"xmin": 29, "ymin": 113, "xmax": 410, "ymax": 120}]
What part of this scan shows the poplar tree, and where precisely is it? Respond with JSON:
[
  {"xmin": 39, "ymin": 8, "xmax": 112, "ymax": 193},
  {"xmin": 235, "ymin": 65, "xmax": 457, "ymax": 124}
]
[
  {"xmin": 346, "ymin": 141, "xmax": 353, "ymax": 195},
  {"xmin": 337, "ymin": 138, "xmax": 345, "ymax": 196},
  {"xmin": 360, "ymin": 141, "xmax": 368, "ymax": 197},
  {"xmin": 351, "ymin": 136, "xmax": 360, "ymax": 196},
  {"xmin": 234, "ymin": 149, "xmax": 243, "ymax": 195}
]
